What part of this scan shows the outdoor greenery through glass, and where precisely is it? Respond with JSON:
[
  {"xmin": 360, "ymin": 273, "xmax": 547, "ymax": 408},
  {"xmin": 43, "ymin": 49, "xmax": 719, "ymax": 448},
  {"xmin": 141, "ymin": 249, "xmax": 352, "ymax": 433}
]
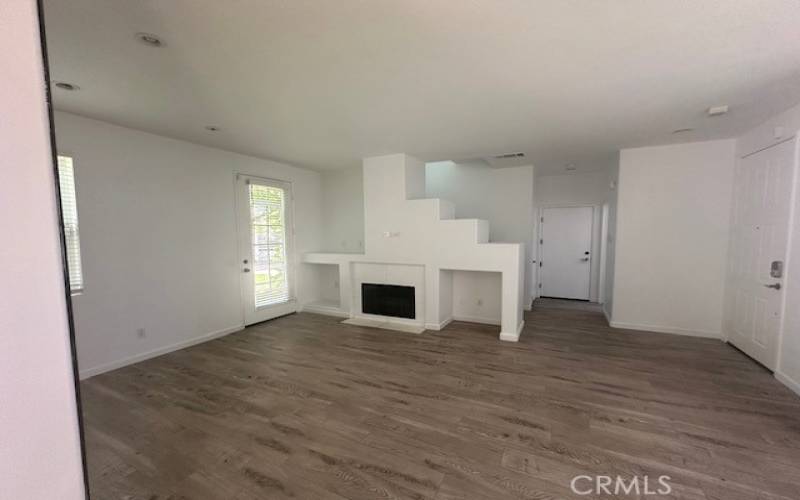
[{"xmin": 249, "ymin": 184, "xmax": 289, "ymax": 307}]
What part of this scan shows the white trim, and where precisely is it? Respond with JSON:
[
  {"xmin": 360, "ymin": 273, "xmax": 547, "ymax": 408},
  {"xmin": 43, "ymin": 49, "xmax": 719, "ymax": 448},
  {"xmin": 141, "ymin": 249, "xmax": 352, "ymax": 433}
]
[
  {"xmin": 499, "ymin": 320, "xmax": 525, "ymax": 342},
  {"xmin": 609, "ymin": 320, "xmax": 721, "ymax": 339},
  {"xmin": 452, "ymin": 314, "xmax": 501, "ymax": 326},
  {"xmin": 79, "ymin": 324, "xmax": 245, "ymax": 379},
  {"xmin": 425, "ymin": 317, "xmax": 453, "ymax": 331},
  {"xmin": 301, "ymin": 302, "xmax": 350, "ymax": 318},
  {"xmin": 775, "ymin": 136, "xmax": 800, "ymax": 384},
  {"xmin": 602, "ymin": 305, "xmax": 612, "ymax": 325},
  {"xmin": 342, "ymin": 317, "xmax": 425, "ymax": 334},
  {"xmin": 775, "ymin": 371, "xmax": 800, "ymax": 397}
]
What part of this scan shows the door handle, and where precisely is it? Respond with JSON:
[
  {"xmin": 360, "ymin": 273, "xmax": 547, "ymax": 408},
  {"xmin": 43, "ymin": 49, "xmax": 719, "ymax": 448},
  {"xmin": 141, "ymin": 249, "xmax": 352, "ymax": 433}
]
[
  {"xmin": 243, "ymin": 268, "xmax": 251, "ymax": 273},
  {"xmin": 764, "ymin": 283, "xmax": 781, "ymax": 290}
]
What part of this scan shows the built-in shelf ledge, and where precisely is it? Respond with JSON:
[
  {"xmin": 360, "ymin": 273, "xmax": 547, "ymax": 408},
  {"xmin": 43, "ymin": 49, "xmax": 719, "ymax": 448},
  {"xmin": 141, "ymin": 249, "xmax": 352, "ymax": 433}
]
[{"xmin": 303, "ymin": 252, "xmax": 364, "ymax": 264}]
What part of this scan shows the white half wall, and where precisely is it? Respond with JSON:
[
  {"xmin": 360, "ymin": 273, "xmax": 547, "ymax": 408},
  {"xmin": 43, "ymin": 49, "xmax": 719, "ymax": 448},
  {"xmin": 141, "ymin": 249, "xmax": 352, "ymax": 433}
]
[
  {"xmin": 612, "ymin": 140, "xmax": 736, "ymax": 338},
  {"xmin": 317, "ymin": 160, "xmax": 535, "ymax": 325},
  {"xmin": 53, "ymin": 112, "xmax": 322, "ymax": 377},
  {"xmin": 314, "ymin": 154, "xmax": 525, "ymax": 338},
  {"xmin": 426, "ymin": 161, "xmax": 535, "ymax": 309},
  {"xmin": 0, "ymin": 1, "xmax": 85, "ymax": 498}
]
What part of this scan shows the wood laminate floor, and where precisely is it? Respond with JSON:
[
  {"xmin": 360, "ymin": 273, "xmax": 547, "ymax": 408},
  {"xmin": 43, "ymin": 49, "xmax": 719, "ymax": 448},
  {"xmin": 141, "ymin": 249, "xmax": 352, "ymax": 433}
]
[{"xmin": 81, "ymin": 307, "xmax": 800, "ymax": 500}]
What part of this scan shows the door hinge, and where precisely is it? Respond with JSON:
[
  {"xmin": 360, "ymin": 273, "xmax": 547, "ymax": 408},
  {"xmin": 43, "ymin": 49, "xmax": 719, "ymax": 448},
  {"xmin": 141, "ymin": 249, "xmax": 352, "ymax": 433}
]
[
  {"xmin": 540, "ymin": 217, "xmax": 544, "ymax": 223},
  {"xmin": 539, "ymin": 261, "xmax": 542, "ymax": 267},
  {"xmin": 538, "ymin": 283, "xmax": 542, "ymax": 288},
  {"xmin": 539, "ymin": 239, "xmax": 543, "ymax": 244}
]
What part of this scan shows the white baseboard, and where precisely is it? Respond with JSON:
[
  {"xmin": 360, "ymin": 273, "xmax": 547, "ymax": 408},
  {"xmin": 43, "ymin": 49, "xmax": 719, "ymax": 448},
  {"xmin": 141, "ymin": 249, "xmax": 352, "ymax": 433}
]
[
  {"xmin": 300, "ymin": 303, "xmax": 350, "ymax": 318},
  {"xmin": 342, "ymin": 317, "xmax": 425, "ymax": 334},
  {"xmin": 79, "ymin": 324, "xmax": 245, "ymax": 380},
  {"xmin": 776, "ymin": 371, "xmax": 800, "ymax": 397},
  {"xmin": 609, "ymin": 320, "xmax": 721, "ymax": 339},
  {"xmin": 452, "ymin": 314, "xmax": 501, "ymax": 326},
  {"xmin": 602, "ymin": 306, "xmax": 612, "ymax": 325},
  {"xmin": 499, "ymin": 320, "xmax": 525, "ymax": 342},
  {"xmin": 425, "ymin": 317, "xmax": 453, "ymax": 331}
]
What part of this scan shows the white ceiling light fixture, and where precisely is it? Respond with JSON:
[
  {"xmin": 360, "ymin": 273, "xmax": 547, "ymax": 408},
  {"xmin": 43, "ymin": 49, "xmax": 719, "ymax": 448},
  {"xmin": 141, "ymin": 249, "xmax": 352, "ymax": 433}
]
[
  {"xmin": 565, "ymin": 163, "xmax": 577, "ymax": 171},
  {"xmin": 707, "ymin": 105, "xmax": 729, "ymax": 117},
  {"xmin": 54, "ymin": 81, "xmax": 80, "ymax": 91},
  {"xmin": 135, "ymin": 32, "xmax": 163, "ymax": 47}
]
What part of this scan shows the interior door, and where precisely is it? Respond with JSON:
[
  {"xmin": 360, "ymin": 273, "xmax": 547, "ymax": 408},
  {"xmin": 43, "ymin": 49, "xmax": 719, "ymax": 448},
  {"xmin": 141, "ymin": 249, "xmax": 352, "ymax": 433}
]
[
  {"xmin": 725, "ymin": 137, "xmax": 796, "ymax": 369},
  {"xmin": 236, "ymin": 174, "xmax": 296, "ymax": 325},
  {"xmin": 541, "ymin": 206, "xmax": 593, "ymax": 300}
]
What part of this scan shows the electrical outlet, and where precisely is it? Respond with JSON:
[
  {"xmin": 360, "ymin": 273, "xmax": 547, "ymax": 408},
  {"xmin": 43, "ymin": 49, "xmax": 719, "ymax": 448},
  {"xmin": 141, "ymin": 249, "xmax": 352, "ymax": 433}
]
[{"xmin": 136, "ymin": 328, "xmax": 146, "ymax": 339}]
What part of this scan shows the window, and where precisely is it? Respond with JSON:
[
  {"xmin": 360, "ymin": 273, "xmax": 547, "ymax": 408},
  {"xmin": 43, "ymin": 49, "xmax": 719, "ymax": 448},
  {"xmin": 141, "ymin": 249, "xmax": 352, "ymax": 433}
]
[
  {"xmin": 57, "ymin": 155, "xmax": 84, "ymax": 293},
  {"xmin": 249, "ymin": 183, "xmax": 290, "ymax": 307}
]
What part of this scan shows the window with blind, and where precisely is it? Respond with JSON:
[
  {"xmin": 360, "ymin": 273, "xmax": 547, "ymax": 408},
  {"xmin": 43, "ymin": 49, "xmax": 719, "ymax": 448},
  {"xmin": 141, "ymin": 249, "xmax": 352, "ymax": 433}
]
[
  {"xmin": 249, "ymin": 183, "xmax": 290, "ymax": 307},
  {"xmin": 57, "ymin": 155, "xmax": 84, "ymax": 293}
]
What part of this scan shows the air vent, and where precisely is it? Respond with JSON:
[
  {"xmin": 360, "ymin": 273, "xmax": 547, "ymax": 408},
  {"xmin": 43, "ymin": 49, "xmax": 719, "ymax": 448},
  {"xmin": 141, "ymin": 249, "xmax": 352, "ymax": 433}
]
[{"xmin": 493, "ymin": 152, "xmax": 525, "ymax": 159}]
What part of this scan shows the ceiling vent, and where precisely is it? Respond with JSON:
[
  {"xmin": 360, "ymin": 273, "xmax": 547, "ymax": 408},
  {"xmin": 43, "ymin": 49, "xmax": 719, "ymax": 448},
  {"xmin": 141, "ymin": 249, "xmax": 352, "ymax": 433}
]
[
  {"xmin": 484, "ymin": 152, "xmax": 529, "ymax": 168},
  {"xmin": 493, "ymin": 152, "xmax": 525, "ymax": 159}
]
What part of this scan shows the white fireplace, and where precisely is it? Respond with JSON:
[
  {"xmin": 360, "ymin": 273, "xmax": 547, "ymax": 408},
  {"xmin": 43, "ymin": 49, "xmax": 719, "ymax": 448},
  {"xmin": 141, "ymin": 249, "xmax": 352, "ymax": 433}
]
[{"xmin": 352, "ymin": 263, "xmax": 425, "ymax": 328}]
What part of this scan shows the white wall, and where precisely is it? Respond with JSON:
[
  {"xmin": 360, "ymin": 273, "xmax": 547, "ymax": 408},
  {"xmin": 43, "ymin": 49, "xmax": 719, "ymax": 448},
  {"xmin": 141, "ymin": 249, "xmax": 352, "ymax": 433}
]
[
  {"xmin": 320, "ymin": 167, "xmax": 364, "ymax": 252},
  {"xmin": 735, "ymin": 103, "xmax": 800, "ymax": 394},
  {"xmin": 535, "ymin": 170, "xmax": 614, "ymax": 206},
  {"xmin": 534, "ymin": 169, "xmax": 615, "ymax": 302},
  {"xmin": 53, "ymin": 112, "xmax": 322, "ymax": 378},
  {"xmin": 355, "ymin": 154, "xmax": 525, "ymax": 337},
  {"xmin": 0, "ymin": 1, "xmax": 85, "ymax": 498},
  {"xmin": 612, "ymin": 140, "xmax": 736, "ymax": 337},
  {"xmin": 426, "ymin": 161, "xmax": 535, "ymax": 319},
  {"xmin": 317, "ymin": 160, "xmax": 535, "ymax": 325}
]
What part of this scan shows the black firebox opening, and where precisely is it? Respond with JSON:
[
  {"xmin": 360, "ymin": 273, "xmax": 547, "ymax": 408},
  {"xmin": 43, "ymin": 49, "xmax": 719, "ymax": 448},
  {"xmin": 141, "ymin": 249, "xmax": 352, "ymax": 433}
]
[{"xmin": 361, "ymin": 283, "xmax": 415, "ymax": 319}]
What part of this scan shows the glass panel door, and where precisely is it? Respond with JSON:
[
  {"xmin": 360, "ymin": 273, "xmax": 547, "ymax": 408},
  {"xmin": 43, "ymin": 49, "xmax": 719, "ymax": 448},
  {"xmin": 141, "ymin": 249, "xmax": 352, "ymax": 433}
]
[{"xmin": 236, "ymin": 175, "xmax": 296, "ymax": 325}]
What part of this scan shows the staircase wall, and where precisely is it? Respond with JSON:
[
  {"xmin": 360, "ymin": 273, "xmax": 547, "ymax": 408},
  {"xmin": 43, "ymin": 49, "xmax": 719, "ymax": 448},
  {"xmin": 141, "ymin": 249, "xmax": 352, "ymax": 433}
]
[{"xmin": 362, "ymin": 154, "xmax": 525, "ymax": 338}]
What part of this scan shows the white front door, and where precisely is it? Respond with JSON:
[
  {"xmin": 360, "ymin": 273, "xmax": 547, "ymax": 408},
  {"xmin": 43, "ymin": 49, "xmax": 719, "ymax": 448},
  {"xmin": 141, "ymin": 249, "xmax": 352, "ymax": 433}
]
[
  {"xmin": 236, "ymin": 174, "xmax": 296, "ymax": 325},
  {"xmin": 540, "ymin": 206, "xmax": 593, "ymax": 300},
  {"xmin": 725, "ymin": 138, "xmax": 796, "ymax": 370}
]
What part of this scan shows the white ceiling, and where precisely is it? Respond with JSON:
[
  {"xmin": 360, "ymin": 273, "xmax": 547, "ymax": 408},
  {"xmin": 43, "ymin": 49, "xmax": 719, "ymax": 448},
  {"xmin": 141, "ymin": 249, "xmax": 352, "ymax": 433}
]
[{"xmin": 44, "ymin": 0, "xmax": 800, "ymax": 175}]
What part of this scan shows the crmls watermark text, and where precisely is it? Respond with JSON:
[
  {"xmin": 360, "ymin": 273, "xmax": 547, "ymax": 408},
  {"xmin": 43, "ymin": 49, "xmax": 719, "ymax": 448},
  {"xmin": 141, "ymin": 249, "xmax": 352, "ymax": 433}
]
[{"xmin": 570, "ymin": 475, "xmax": 672, "ymax": 496}]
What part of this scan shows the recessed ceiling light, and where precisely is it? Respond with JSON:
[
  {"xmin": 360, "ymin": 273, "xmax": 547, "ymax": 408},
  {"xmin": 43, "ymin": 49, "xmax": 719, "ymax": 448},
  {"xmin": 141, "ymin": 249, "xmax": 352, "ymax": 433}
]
[
  {"xmin": 205, "ymin": 126, "xmax": 220, "ymax": 132},
  {"xmin": 672, "ymin": 127, "xmax": 694, "ymax": 134},
  {"xmin": 136, "ymin": 32, "xmax": 163, "ymax": 47},
  {"xmin": 707, "ymin": 105, "xmax": 729, "ymax": 117},
  {"xmin": 54, "ymin": 81, "xmax": 80, "ymax": 91}
]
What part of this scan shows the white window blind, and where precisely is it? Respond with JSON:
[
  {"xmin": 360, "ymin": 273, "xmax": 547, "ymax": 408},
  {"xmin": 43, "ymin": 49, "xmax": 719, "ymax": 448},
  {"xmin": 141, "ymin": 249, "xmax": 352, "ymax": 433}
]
[
  {"xmin": 57, "ymin": 156, "xmax": 84, "ymax": 293},
  {"xmin": 249, "ymin": 183, "xmax": 289, "ymax": 307}
]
